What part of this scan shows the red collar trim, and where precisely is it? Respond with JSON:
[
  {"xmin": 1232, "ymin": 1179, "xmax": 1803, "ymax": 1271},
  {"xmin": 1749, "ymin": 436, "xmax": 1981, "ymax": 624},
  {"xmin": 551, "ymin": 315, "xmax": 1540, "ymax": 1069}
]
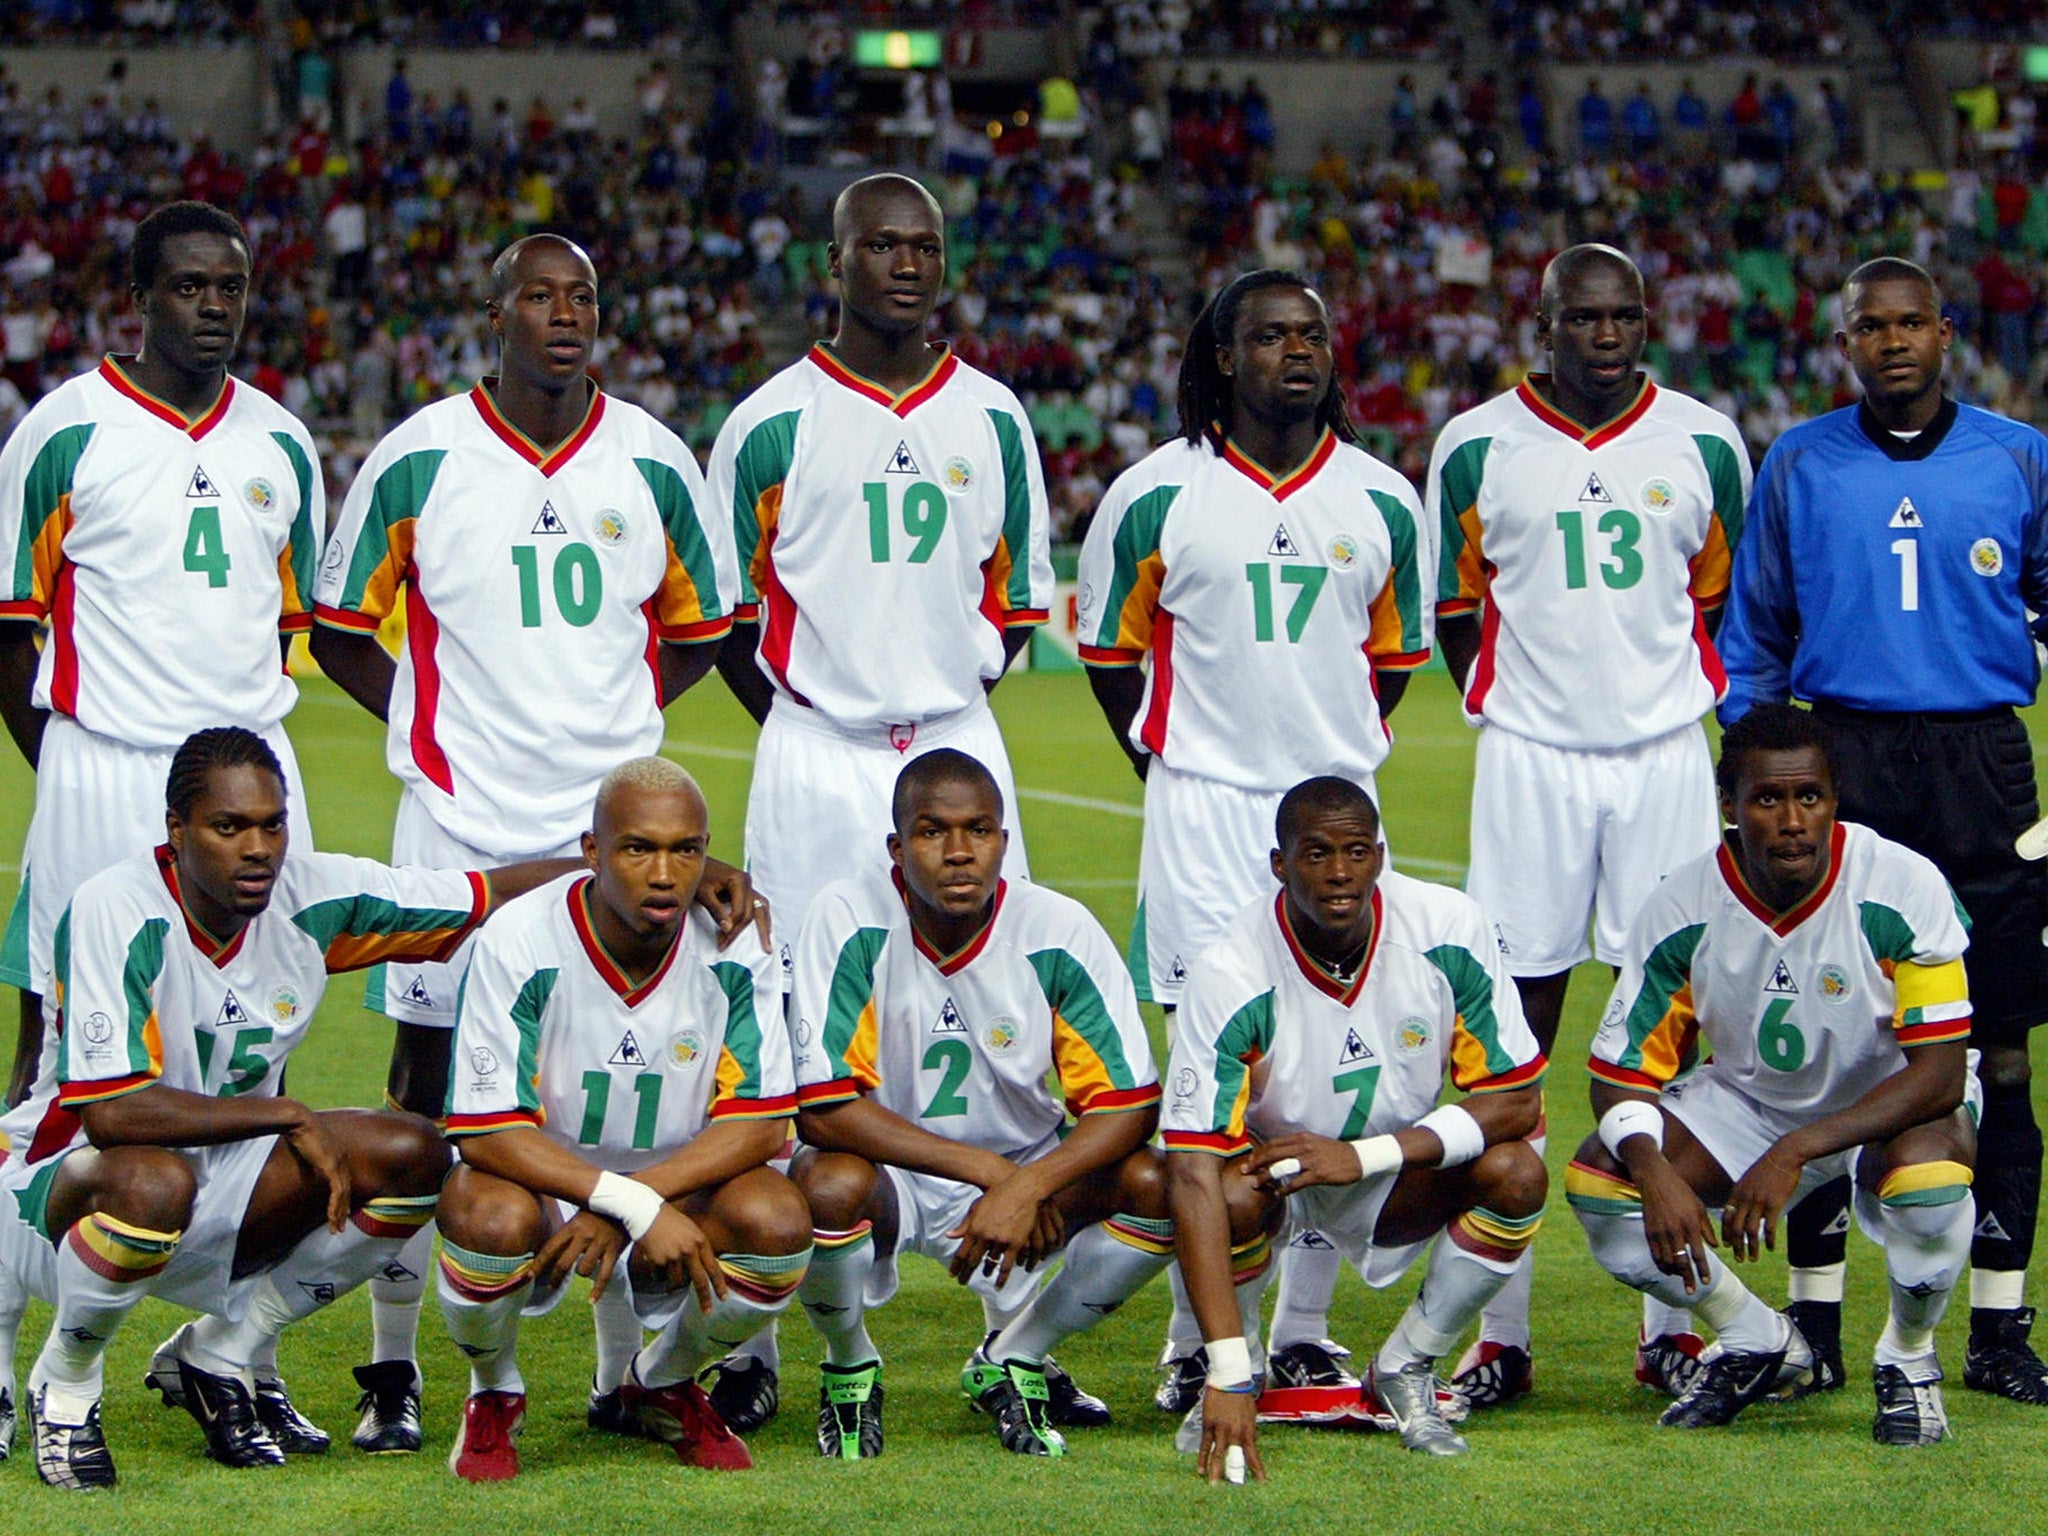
[
  {"xmin": 568, "ymin": 877, "xmax": 681, "ymax": 1005},
  {"xmin": 470, "ymin": 378, "xmax": 606, "ymax": 475},
  {"xmin": 1717, "ymin": 822, "xmax": 1847, "ymax": 936},
  {"xmin": 154, "ymin": 844, "xmax": 249, "ymax": 966},
  {"xmin": 100, "ymin": 356, "xmax": 234, "ymax": 440},
  {"xmin": 1276, "ymin": 889, "xmax": 1379, "ymax": 1005},
  {"xmin": 809, "ymin": 344, "xmax": 958, "ymax": 416},
  {"xmin": 1220, "ymin": 428, "xmax": 1337, "ymax": 502},
  {"xmin": 1515, "ymin": 375, "xmax": 1656, "ymax": 449},
  {"xmin": 895, "ymin": 868, "xmax": 1006, "ymax": 975}
]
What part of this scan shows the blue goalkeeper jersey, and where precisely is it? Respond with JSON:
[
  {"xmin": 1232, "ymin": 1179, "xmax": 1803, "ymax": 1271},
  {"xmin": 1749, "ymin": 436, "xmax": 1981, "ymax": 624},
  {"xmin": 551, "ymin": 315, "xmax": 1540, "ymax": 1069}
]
[{"xmin": 1719, "ymin": 399, "xmax": 2048, "ymax": 719}]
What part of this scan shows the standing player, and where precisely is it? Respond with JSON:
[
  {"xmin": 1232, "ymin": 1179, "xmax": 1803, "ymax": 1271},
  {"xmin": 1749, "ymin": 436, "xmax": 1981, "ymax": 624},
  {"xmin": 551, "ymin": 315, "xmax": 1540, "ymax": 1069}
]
[
  {"xmin": 435, "ymin": 758, "xmax": 809, "ymax": 1481},
  {"xmin": 1571, "ymin": 705, "xmax": 1975, "ymax": 1444},
  {"xmin": 1425, "ymin": 243, "xmax": 1749, "ymax": 1404},
  {"xmin": 788, "ymin": 751, "xmax": 1170, "ymax": 1460},
  {"xmin": 1718, "ymin": 257, "xmax": 2048, "ymax": 1406},
  {"xmin": 1167, "ymin": 777, "xmax": 1548, "ymax": 1476},
  {"xmin": 1077, "ymin": 270, "xmax": 1432, "ymax": 1408},
  {"xmin": 703, "ymin": 172, "xmax": 1054, "ymax": 1423},
  {"xmin": 0, "ymin": 727, "xmax": 577, "ymax": 1488},
  {"xmin": 310, "ymin": 233, "xmax": 742, "ymax": 1451},
  {"xmin": 1, "ymin": 201, "xmax": 323, "ymax": 1108}
]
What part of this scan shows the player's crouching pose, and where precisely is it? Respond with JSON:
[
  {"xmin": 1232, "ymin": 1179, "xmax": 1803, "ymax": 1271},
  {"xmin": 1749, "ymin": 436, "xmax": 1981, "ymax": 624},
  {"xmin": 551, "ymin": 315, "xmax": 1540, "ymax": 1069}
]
[
  {"xmin": 435, "ymin": 758, "xmax": 808, "ymax": 1480},
  {"xmin": 0, "ymin": 727, "xmax": 577, "ymax": 1489},
  {"xmin": 789, "ymin": 750, "xmax": 1171, "ymax": 1460},
  {"xmin": 1166, "ymin": 778, "xmax": 1547, "ymax": 1478},
  {"xmin": 1569, "ymin": 704, "xmax": 1976, "ymax": 1444}
]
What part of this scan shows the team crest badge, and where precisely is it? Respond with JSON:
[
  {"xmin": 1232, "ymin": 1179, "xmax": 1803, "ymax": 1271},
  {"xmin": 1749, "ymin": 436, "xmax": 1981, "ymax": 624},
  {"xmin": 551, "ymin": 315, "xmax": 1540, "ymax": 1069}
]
[
  {"xmin": 1328, "ymin": 533, "xmax": 1360, "ymax": 570},
  {"xmin": 669, "ymin": 1031, "xmax": 705, "ymax": 1068},
  {"xmin": 1396, "ymin": 1018, "xmax": 1432, "ymax": 1056},
  {"xmin": 1972, "ymin": 538, "xmax": 2004, "ymax": 577},
  {"xmin": 244, "ymin": 477, "xmax": 277, "ymax": 512},
  {"xmin": 941, "ymin": 455, "xmax": 976, "ymax": 494},
  {"xmin": 981, "ymin": 1017, "xmax": 1022, "ymax": 1057},
  {"xmin": 592, "ymin": 508, "xmax": 629, "ymax": 546},
  {"xmin": 1639, "ymin": 477, "xmax": 1676, "ymax": 513},
  {"xmin": 269, "ymin": 985, "xmax": 302, "ymax": 1023},
  {"xmin": 1817, "ymin": 965, "xmax": 1853, "ymax": 1004}
]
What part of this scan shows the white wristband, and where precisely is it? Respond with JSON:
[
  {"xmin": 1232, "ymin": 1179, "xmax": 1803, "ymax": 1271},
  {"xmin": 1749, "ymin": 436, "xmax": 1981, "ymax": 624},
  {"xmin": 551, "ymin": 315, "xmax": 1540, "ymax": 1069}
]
[
  {"xmin": 1349, "ymin": 1134, "xmax": 1405, "ymax": 1180},
  {"xmin": 1598, "ymin": 1099, "xmax": 1665, "ymax": 1161},
  {"xmin": 1417, "ymin": 1104, "xmax": 1487, "ymax": 1168},
  {"xmin": 588, "ymin": 1170, "xmax": 665, "ymax": 1241},
  {"xmin": 1206, "ymin": 1335, "xmax": 1254, "ymax": 1390}
]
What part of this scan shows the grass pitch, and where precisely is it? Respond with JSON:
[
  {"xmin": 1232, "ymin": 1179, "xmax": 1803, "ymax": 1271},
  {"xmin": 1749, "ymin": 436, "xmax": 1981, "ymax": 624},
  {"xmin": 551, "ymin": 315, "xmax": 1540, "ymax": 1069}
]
[{"xmin": 1, "ymin": 668, "xmax": 2045, "ymax": 1534}]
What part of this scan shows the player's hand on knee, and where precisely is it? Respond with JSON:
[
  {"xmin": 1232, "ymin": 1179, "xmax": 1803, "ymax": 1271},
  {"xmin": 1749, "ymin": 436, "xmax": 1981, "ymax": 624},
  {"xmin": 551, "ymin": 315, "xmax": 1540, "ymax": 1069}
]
[
  {"xmin": 695, "ymin": 858, "xmax": 769, "ymax": 949},
  {"xmin": 948, "ymin": 1178, "xmax": 1042, "ymax": 1288},
  {"xmin": 1245, "ymin": 1133, "xmax": 1356, "ymax": 1192},
  {"xmin": 538, "ymin": 1209, "xmax": 629, "ymax": 1298},
  {"xmin": 1639, "ymin": 1166, "xmax": 1718, "ymax": 1292},
  {"xmin": 1723, "ymin": 1146, "xmax": 1801, "ymax": 1262},
  {"xmin": 1023, "ymin": 1200, "xmax": 1065, "ymax": 1269},
  {"xmin": 283, "ymin": 1109, "xmax": 353, "ymax": 1232},
  {"xmin": 1196, "ymin": 1387, "xmax": 1265, "ymax": 1485},
  {"xmin": 640, "ymin": 1205, "xmax": 726, "ymax": 1313}
]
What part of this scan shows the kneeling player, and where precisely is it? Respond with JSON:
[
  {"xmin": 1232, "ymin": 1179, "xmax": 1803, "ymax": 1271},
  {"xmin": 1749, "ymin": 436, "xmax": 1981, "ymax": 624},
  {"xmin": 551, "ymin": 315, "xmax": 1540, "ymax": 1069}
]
[
  {"xmin": 1167, "ymin": 777, "xmax": 1547, "ymax": 1478},
  {"xmin": 435, "ymin": 758, "xmax": 808, "ymax": 1480},
  {"xmin": 0, "ymin": 727, "xmax": 576, "ymax": 1489},
  {"xmin": 1569, "ymin": 704, "xmax": 1976, "ymax": 1444},
  {"xmin": 790, "ymin": 750, "xmax": 1171, "ymax": 1459}
]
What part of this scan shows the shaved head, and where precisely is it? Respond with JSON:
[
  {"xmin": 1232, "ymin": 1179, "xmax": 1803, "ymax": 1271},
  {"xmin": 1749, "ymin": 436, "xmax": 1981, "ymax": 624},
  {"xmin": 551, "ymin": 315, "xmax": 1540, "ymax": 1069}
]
[
  {"xmin": 1539, "ymin": 243, "xmax": 1643, "ymax": 318},
  {"xmin": 832, "ymin": 173, "xmax": 943, "ymax": 248},
  {"xmin": 593, "ymin": 756, "xmax": 704, "ymax": 839},
  {"xmin": 490, "ymin": 233, "xmax": 597, "ymax": 302},
  {"xmin": 1842, "ymin": 256, "xmax": 1942, "ymax": 320}
]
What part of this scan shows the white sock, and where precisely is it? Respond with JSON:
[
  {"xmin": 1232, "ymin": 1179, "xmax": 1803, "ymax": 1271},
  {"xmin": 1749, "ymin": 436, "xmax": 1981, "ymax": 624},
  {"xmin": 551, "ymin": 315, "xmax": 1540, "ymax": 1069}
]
[
  {"xmin": 991, "ymin": 1217, "xmax": 1173, "ymax": 1364},
  {"xmin": 591, "ymin": 1279, "xmax": 644, "ymax": 1395},
  {"xmin": 1473, "ymin": 1130, "xmax": 1544, "ymax": 1351},
  {"xmin": 367, "ymin": 1221, "xmax": 434, "ymax": 1365},
  {"xmin": 1268, "ymin": 1236, "xmax": 1342, "ymax": 1350},
  {"xmin": 726, "ymin": 1323, "xmax": 781, "ymax": 1372},
  {"xmin": 1693, "ymin": 1265, "xmax": 1792, "ymax": 1357},
  {"xmin": 1163, "ymin": 1263, "xmax": 1203, "ymax": 1354},
  {"xmin": 1236, "ymin": 1253, "xmax": 1274, "ymax": 1380},
  {"xmin": 436, "ymin": 1241, "xmax": 534, "ymax": 1396},
  {"xmin": 1377, "ymin": 1228, "xmax": 1519, "ymax": 1373},
  {"xmin": 0, "ymin": 1262, "xmax": 30, "ymax": 1404},
  {"xmin": 798, "ymin": 1226, "xmax": 881, "ymax": 1368},
  {"xmin": 1787, "ymin": 1262, "xmax": 1846, "ymax": 1304},
  {"xmin": 1877, "ymin": 1188, "xmax": 1973, "ymax": 1366},
  {"xmin": 635, "ymin": 1250, "xmax": 808, "ymax": 1388},
  {"xmin": 1642, "ymin": 1294, "xmax": 1696, "ymax": 1340},
  {"xmin": 35, "ymin": 1214, "xmax": 181, "ymax": 1418}
]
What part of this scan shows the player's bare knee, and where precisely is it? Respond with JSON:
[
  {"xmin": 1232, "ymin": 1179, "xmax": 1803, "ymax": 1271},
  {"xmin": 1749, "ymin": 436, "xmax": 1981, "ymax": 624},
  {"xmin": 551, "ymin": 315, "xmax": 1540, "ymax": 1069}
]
[
  {"xmin": 794, "ymin": 1150, "xmax": 879, "ymax": 1231},
  {"xmin": 719, "ymin": 1166, "xmax": 814, "ymax": 1255},
  {"xmin": 437, "ymin": 1166, "xmax": 543, "ymax": 1256},
  {"xmin": 1219, "ymin": 1167, "xmax": 1280, "ymax": 1246},
  {"xmin": 1571, "ymin": 1131, "xmax": 1620, "ymax": 1176},
  {"xmin": 348, "ymin": 1109, "xmax": 452, "ymax": 1198},
  {"xmin": 89, "ymin": 1146, "xmax": 198, "ymax": 1232},
  {"xmin": 1470, "ymin": 1139, "xmax": 1548, "ymax": 1218},
  {"xmin": 1116, "ymin": 1146, "xmax": 1170, "ymax": 1219}
]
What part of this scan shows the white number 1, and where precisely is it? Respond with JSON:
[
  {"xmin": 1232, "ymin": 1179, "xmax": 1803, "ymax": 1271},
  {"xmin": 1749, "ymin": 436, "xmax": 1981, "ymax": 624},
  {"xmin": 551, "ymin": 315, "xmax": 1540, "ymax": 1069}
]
[{"xmin": 1892, "ymin": 538, "xmax": 1918, "ymax": 611}]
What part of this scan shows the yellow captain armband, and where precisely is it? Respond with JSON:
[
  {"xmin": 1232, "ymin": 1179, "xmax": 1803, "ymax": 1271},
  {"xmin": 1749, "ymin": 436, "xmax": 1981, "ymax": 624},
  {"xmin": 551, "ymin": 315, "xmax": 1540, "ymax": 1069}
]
[{"xmin": 1894, "ymin": 958, "xmax": 1971, "ymax": 1046}]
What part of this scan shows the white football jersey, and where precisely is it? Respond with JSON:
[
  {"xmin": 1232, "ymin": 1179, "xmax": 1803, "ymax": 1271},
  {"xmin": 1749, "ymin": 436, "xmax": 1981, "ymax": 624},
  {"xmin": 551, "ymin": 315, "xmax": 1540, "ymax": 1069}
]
[
  {"xmin": 0, "ymin": 358, "xmax": 322, "ymax": 747},
  {"xmin": 315, "ymin": 383, "xmax": 734, "ymax": 857},
  {"xmin": 1427, "ymin": 378, "xmax": 1750, "ymax": 749},
  {"xmin": 1075, "ymin": 431, "xmax": 1433, "ymax": 791},
  {"xmin": 790, "ymin": 869, "xmax": 1158, "ymax": 1159},
  {"xmin": 445, "ymin": 873, "xmax": 789, "ymax": 1174},
  {"xmin": 1591, "ymin": 822, "xmax": 1971, "ymax": 1115},
  {"xmin": 0, "ymin": 846, "xmax": 484, "ymax": 1167},
  {"xmin": 706, "ymin": 345, "xmax": 1054, "ymax": 729},
  {"xmin": 1162, "ymin": 872, "xmax": 1546, "ymax": 1156}
]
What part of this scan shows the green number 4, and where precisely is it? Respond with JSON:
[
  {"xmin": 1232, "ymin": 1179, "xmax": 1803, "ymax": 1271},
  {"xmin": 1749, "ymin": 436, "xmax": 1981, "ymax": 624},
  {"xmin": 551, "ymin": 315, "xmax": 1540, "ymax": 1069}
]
[{"xmin": 183, "ymin": 504, "xmax": 232, "ymax": 587}]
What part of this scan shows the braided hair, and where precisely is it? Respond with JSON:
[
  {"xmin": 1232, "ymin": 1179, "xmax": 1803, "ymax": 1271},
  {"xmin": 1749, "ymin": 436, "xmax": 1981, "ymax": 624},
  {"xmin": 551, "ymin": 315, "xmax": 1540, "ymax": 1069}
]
[
  {"xmin": 165, "ymin": 727, "xmax": 284, "ymax": 821},
  {"xmin": 1176, "ymin": 270, "xmax": 1358, "ymax": 449}
]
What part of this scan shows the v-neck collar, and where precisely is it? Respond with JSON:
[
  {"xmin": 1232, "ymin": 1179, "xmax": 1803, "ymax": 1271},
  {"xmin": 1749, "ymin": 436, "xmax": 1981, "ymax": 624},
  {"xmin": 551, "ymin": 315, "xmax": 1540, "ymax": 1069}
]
[
  {"xmin": 568, "ymin": 877, "xmax": 683, "ymax": 1006},
  {"xmin": 100, "ymin": 356, "xmax": 234, "ymax": 440},
  {"xmin": 1276, "ymin": 889, "xmax": 1381, "ymax": 1006},
  {"xmin": 810, "ymin": 343, "xmax": 957, "ymax": 416},
  {"xmin": 155, "ymin": 844, "xmax": 249, "ymax": 967},
  {"xmin": 1717, "ymin": 822, "xmax": 1847, "ymax": 937},
  {"xmin": 471, "ymin": 377, "xmax": 606, "ymax": 475}
]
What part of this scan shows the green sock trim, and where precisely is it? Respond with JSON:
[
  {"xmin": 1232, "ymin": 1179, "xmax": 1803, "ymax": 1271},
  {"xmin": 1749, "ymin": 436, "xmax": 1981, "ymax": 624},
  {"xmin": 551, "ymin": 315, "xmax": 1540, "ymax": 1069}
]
[{"xmin": 440, "ymin": 1239, "xmax": 537, "ymax": 1276}]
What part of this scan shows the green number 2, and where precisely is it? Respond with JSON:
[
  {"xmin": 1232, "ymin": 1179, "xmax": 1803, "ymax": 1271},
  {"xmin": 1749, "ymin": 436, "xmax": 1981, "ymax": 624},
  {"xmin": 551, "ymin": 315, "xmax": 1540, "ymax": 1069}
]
[
  {"xmin": 578, "ymin": 1069, "xmax": 664, "ymax": 1149},
  {"xmin": 182, "ymin": 504, "xmax": 232, "ymax": 587},
  {"xmin": 1756, "ymin": 997, "xmax": 1807, "ymax": 1072},
  {"xmin": 1245, "ymin": 562, "xmax": 1329, "ymax": 642},
  {"xmin": 511, "ymin": 543, "xmax": 603, "ymax": 627},
  {"xmin": 921, "ymin": 1038, "xmax": 972, "ymax": 1118},
  {"xmin": 1554, "ymin": 507, "xmax": 1643, "ymax": 591},
  {"xmin": 193, "ymin": 1024, "xmax": 274, "ymax": 1097},
  {"xmin": 863, "ymin": 480, "xmax": 949, "ymax": 563},
  {"xmin": 1332, "ymin": 1064, "xmax": 1382, "ymax": 1139}
]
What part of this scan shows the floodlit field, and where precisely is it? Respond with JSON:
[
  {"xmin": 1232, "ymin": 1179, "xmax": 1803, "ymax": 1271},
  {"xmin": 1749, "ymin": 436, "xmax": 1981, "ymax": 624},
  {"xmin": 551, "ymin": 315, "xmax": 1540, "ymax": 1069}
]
[{"xmin": 1, "ymin": 667, "xmax": 2044, "ymax": 1532}]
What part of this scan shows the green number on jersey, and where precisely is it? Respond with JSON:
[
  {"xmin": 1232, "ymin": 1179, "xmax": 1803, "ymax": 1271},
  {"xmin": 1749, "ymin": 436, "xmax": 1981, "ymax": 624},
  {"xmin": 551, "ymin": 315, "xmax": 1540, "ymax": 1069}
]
[
  {"xmin": 577, "ymin": 1070, "xmax": 665, "ymax": 1149},
  {"xmin": 921, "ymin": 1038, "xmax": 973, "ymax": 1118},
  {"xmin": 1332, "ymin": 1064, "xmax": 1382, "ymax": 1140},
  {"xmin": 1554, "ymin": 507, "xmax": 1643, "ymax": 591},
  {"xmin": 1757, "ymin": 997, "xmax": 1807, "ymax": 1072},
  {"xmin": 863, "ymin": 480, "xmax": 950, "ymax": 564},
  {"xmin": 512, "ymin": 543, "xmax": 604, "ymax": 627},
  {"xmin": 194, "ymin": 1025, "xmax": 274, "ymax": 1097},
  {"xmin": 182, "ymin": 504, "xmax": 232, "ymax": 587},
  {"xmin": 1244, "ymin": 562, "xmax": 1329, "ymax": 642}
]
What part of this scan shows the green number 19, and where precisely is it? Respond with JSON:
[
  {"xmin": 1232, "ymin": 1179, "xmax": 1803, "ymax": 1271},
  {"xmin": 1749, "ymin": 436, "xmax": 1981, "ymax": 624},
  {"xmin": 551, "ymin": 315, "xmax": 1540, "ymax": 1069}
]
[{"xmin": 863, "ymin": 480, "xmax": 948, "ymax": 563}]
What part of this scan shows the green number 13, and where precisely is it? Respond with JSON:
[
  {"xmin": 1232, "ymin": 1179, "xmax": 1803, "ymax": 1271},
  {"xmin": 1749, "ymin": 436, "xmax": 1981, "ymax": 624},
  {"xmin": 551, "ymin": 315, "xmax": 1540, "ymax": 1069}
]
[{"xmin": 1554, "ymin": 507, "xmax": 1643, "ymax": 590}]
